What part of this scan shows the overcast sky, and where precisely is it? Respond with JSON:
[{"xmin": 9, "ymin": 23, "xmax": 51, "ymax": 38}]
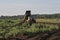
[{"xmin": 0, "ymin": 0, "xmax": 60, "ymax": 16}]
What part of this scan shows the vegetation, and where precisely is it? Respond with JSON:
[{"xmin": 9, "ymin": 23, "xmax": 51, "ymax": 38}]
[
  {"xmin": 0, "ymin": 14, "xmax": 60, "ymax": 38},
  {"xmin": 0, "ymin": 19, "xmax": 59, "ymax": 38},
  {"xmin": 36, "ymin": 19, "xmax": 60, "ymax": 23},
  {"xmin": 0, "ymin": 13, "xmax": 60, "ymax": 19}
]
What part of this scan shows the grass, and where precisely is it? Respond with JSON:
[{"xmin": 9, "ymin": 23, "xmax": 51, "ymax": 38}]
[
  {"xmin": 36, "ymin": 19, "xmax": 60, "ymax": 23},
  {"xmin": 0, "ymin": 19, "xmax": 59, "ymax": 38}
]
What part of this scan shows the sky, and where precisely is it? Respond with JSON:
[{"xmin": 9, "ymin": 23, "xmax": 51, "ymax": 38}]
[{"xmin": 0, "ymin": 0, "xmax": 60, "ymax": 16}]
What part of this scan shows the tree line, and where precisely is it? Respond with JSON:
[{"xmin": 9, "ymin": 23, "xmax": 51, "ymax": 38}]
[{"xmin": 0, "ymin": 13, "xmax": 60, "ymax": 19}]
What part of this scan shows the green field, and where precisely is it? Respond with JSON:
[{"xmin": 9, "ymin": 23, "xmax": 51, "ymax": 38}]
[
  {"xmin": 36, "ymin": 19, "xmax": 60, "ymax": 23},
  {"xmin": 0, "ymin": 19, "xmax": 59, "ymax": 38}
]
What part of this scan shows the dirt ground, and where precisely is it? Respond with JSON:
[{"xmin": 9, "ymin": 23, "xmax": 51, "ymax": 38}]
[{"xmin": 0, "ymin": 23, "xmax": 60, "ymax": 40}]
